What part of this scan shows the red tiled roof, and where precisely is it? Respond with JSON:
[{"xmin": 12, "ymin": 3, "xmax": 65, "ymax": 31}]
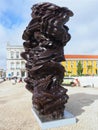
[{"xmin": 64, "ymin": 55, "xmax": 98, "ymax": 59}]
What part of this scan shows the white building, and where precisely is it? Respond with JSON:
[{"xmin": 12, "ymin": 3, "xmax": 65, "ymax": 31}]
[
  {"xmin": 0, "ymin": 68, "xmax": 4, "ymax": 78},
  {"xmin": 6, "ymin": 44, "xmax": 27, "ymax": 78}
]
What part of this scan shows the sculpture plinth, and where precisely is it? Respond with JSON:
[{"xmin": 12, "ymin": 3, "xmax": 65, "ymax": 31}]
[{"xmin": 21, "ymin": 2, "xmax": 73, "ymax": 120}]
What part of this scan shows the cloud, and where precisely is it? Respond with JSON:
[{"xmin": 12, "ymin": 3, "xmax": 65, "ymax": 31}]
[
  {"xmin": 0, "ymin": 0, "xmax": 98, "ymax": 69},
  {"xmin": 64, "ymin": 39, "xmax": 98, "ymax": 54}
]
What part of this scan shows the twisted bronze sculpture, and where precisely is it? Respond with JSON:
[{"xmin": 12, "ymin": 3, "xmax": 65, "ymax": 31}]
[{"xmin": 21, "ymin": 2, "xmax": 73, "ymax": 120}]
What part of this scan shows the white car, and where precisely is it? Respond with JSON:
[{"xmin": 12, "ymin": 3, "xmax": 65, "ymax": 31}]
[
  {"xmin": 0, "ymin": 78, "xmax": 5, "ymax": 83},
  {"xmin": 62, "ymin": 77, "xmax": 80, "ymax": 87}
]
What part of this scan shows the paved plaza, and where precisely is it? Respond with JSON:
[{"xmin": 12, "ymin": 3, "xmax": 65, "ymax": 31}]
[{"xmin": 0, "ymin": 81, "xmax": 98, "ymax": 130}]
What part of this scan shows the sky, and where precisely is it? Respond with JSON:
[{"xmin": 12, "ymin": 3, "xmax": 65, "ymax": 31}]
[{"xmin": 0, "ymin": 0, "xmax": 98, "ymax": 69}]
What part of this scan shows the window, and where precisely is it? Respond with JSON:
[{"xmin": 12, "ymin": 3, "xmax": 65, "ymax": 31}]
[
  {"xmin": 16, "ymin": 52, "xmax": 19, "ymax": 59},
  {"xmin": 21, "ymin": 71, "xmax": 25, "ymax": 77},
  {"xmin": 86, "ymin": 60, "xmax": 88, "ymax": 66},
  {"xmin": 96, "ymin": 61, "xmax": 98, "ymax": 67},
  {"xmin": 16, "ymin": 62, "xmax": 20, "ymax": 69},
  {"xmin": 21, "ymin": 61, "xmax": 25, "ymax": 69},
  {"xmin": 76, "ymin": 61, "xmax": 79, "ymax": 66},
  {"xmin": 17, "ymin": 72, "xmax": 19, "ymax": 76},
  {"xmin": 11, "ymin": 72, "xmax": 14, "ymax": 76},
  {"xmin": 11, "ymin": 51, "xmax": 14, "ymax": 59},
  {"xmin": 92, "ymin": 61, "xmax": 95, "ymax": 67},
  {"xmin": 71, "ymin": 60, "xmax": 75, "ymax": 68},
  {"xmin": 11, "ymin": 62, "xmax": 14, "ymax": 69}
]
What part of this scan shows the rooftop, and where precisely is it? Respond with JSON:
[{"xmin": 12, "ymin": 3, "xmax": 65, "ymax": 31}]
[{"xmin": 64, "ymin": 55, "xmax": 98, "ymax": 59}]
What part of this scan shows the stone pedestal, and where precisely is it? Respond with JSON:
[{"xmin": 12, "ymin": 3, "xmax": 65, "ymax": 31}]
[{"xmin": 32, "ymin": 108, "xmax": 76, "ymax": 130}]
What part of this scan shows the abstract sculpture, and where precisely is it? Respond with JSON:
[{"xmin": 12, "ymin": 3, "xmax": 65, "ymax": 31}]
[{"xmin": 21, "ymin": 2, "xmax": 73, "ymax": 120}]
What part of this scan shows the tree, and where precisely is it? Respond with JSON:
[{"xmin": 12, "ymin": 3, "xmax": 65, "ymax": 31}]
[
  {"xmin": 87, "ymin": 65, "xmax": 92, "ymax": 75},
  {"xmin": 77, "ymin": 61, "xmax": 83, "ymax": 76},
  {"xmin": 96, "ymin": 69, "xmax": 97, "ymax": 74},
  {"xmin": 67, "ymin": 71, "xmax": 72, "ymax": 76}
]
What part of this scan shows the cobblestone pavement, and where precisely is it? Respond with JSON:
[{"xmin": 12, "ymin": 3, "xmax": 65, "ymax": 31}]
[{"xmin": 0, "ymin": 81, "xmax": 98, "ymax": 130}]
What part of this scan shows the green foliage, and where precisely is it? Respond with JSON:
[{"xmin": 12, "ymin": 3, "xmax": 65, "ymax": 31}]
[
  {"xmin": 77, "ymin": 61, "xmax": 83, "ymax": 76},
  {"xmin": 87, "ymin": 65, "xmax": 92, "ymax": 72}
]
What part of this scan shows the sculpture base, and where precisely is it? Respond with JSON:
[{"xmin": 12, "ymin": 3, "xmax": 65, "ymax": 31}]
[{"xmin": 32, "ymin": 108, "xmax": 76, "ymax": 130}]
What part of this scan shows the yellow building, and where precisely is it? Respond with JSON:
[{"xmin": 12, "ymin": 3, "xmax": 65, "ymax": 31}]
[{"xmin": 61, "ymin": 55, "xmax": 98, "ymax": 76}]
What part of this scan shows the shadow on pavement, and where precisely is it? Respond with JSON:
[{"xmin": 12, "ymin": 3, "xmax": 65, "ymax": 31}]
[{"xmin": 66, "ymin": 93, "xmax": 98, "ymax": 116}]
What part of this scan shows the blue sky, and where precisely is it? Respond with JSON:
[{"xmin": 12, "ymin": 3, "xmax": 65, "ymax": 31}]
[{"xmin": 0, "ymin": 0, "xmax": 98, "ymax": 69}]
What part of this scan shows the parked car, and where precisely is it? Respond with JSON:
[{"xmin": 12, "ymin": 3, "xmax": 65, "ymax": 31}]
[
  {"xmin": 62, "ymin": 77, "xmax": 80, "ymax": 87},
  {"xmin": 0, "ymin": 77, "xmax": 6, "ymax": 83}
]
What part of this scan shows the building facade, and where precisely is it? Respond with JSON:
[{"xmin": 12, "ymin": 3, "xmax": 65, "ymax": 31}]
[
  {"xmin": 6, "ymin": 44, "xmax": 98, "ymax": 77},
  {"xmin": 6, "ymin": 44, "xmax": 26, "ymax": 78},
  {"xmin": 62, "ymin": 55, "xmax": 98, "ymax": 76},
  {"xmin": 0, "ymin": 68, "xmax": 5, "ymax": 78}
]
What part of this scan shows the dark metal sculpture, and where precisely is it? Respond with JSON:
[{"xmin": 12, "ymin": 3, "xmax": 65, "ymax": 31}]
[{"xmin": 21, "ymin": 2, "xmax": 73, "ymax": 120}]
